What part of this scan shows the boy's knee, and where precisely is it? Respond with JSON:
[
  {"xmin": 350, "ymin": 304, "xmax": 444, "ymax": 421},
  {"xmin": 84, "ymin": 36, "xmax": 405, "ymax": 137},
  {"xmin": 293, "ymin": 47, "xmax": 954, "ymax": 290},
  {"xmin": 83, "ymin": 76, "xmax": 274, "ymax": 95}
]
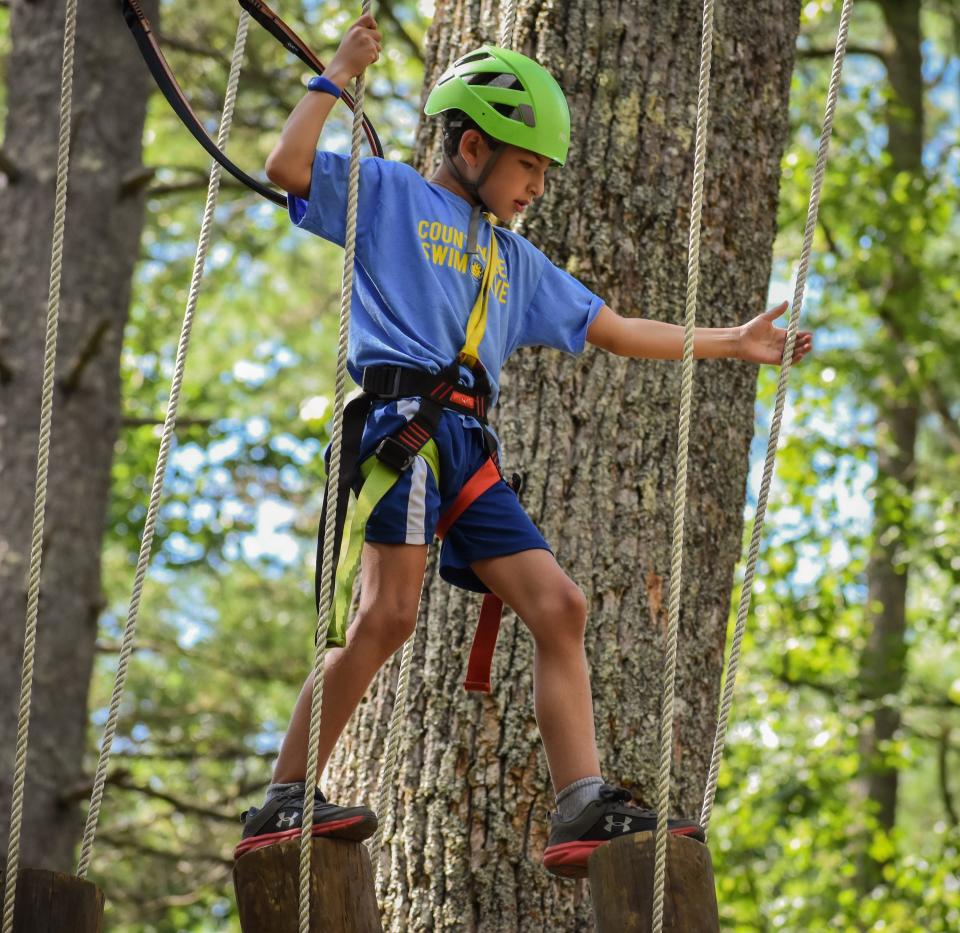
[
  {"xmin": 354, "ymin": 602, "xmax": 419, "ymax": 654},
  {"xmin": 533, "ymin": 581, "xmax": 588, "ymax": 643}
]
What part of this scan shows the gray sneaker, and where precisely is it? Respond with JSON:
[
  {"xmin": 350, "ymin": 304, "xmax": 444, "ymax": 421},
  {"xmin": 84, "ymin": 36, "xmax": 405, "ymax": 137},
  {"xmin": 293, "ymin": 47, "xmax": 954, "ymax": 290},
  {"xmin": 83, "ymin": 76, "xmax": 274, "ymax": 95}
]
[
  {"xmin": 542, "ymin": 784, "xmax": 705, "ymax": 878},
  {"xmin": 234, "ymin": 786, "xmax": 377, "ymax": 859}
]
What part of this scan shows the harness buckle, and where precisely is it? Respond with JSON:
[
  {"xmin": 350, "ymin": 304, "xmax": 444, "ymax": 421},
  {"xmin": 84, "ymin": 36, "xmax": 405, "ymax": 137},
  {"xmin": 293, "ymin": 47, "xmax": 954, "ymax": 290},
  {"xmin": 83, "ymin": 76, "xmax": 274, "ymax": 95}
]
[
  {"xmin": 362, "ymin": 367, "xmax": 403, "ymax": 398},
  {"xmin": 375, "ymin": 436, "xmax": 416, "ymax": 472}
]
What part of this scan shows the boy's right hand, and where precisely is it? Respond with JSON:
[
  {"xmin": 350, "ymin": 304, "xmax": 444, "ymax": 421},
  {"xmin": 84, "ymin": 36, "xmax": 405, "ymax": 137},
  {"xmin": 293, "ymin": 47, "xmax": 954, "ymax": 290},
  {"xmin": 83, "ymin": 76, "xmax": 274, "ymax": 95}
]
[{"xmin": 325, "ymin": 15, "xmax": 382, "ymax": 87}]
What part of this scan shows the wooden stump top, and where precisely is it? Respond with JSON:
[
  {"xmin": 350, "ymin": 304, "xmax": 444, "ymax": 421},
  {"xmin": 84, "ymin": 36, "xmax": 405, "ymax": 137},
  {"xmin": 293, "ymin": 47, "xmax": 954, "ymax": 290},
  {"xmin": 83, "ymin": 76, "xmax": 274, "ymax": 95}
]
[
  {"xmin": 233, "ymin": 838, "xmax": 382, "ymax": 933},
  {"xmin": 588, "ymin": 831, "xmax": 720, "ymax": 933},
  {"xmin": 0, "ymin": 862, "xmax": 104, "ymax": 933}
]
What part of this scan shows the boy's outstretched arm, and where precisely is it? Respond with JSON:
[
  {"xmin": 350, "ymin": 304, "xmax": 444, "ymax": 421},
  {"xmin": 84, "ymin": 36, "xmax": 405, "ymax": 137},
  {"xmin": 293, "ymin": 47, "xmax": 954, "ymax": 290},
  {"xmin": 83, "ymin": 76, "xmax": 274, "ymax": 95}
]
[
  {"xmin": 265, "ymin": 15, "xmax": 382, "ymax": 198},
  {"xmin": 585, "ymin": 301, "xmax": 813, "ymax": 366}
]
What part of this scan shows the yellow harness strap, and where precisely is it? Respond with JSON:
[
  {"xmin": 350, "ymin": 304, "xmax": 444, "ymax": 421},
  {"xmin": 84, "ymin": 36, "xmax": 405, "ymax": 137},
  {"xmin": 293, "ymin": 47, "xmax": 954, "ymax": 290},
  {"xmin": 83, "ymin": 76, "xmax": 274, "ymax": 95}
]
[
  {"xmin": 325, "ymin": 223, "xmax": 500, "ymax": 647},
  {"xmin": 460, "ymin": 225, "xmax": 499, "ymax": 367}
]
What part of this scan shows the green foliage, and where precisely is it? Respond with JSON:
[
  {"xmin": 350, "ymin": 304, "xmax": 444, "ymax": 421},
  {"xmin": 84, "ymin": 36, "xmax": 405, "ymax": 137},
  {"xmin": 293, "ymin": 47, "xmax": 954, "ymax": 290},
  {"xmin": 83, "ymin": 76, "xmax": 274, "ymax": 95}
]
[
  {"xmin": 711, "ymin": 2, "xmax": 960, "ymax": 930},
  {"xmin": 2, "ymin": 0, "xmax": 957, "ymax": 928}
]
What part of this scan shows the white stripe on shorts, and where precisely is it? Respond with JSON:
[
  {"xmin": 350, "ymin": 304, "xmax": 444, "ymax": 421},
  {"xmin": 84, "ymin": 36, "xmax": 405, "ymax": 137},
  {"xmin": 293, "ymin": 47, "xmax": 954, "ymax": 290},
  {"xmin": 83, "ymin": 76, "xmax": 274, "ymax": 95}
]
[
  {"xmin": 405, "ymin": 455, "xmax": 428, "ymax": 544},
  {"xmin": 396, "ymin": 397, "xmax": 421, "ymax": 421}
]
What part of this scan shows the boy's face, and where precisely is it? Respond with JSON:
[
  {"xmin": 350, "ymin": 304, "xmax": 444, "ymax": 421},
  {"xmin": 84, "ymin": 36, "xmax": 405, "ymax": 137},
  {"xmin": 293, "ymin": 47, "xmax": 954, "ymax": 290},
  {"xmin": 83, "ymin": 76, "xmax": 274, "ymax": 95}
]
[{"xmin": 460, "ymin": 133, "xmax": 551, "ymax": 222}]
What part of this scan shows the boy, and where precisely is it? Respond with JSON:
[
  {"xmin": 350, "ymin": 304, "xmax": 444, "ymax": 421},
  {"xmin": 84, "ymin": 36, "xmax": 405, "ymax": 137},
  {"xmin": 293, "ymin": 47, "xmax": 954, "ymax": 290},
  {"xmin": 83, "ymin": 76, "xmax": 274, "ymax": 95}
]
[{"xmin": 235, "ymin": 16, "xmax": 812, "ymax": 877}]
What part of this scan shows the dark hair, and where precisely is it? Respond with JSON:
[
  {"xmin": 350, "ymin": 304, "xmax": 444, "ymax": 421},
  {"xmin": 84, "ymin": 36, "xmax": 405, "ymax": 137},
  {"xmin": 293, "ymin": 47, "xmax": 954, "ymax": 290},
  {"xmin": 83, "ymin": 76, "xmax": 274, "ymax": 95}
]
[
  {"xmin": 441, "ymin": 111, "xmax": 498, "ymax": 157},
  {"xmin": 439, "ymin": 72, "xmax": 524, "ymax": 158}
]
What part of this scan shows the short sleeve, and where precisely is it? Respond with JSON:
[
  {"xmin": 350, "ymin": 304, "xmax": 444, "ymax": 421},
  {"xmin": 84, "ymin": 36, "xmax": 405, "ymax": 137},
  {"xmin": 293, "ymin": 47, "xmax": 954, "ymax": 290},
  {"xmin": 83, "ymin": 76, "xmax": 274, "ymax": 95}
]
[
  {"xmin": 287, "ymin": 151, "xmax": 386, "ymax": 246},
  {"xmin": 517, "ymin": 257, "xmax": 605, "ymax": 354}
]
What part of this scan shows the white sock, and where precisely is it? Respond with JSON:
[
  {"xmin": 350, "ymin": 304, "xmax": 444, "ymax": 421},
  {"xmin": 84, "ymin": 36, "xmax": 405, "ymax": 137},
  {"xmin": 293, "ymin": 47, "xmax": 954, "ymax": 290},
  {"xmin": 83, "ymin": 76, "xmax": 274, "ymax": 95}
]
[{"xmin": 556, "ymin": 776, "xmax": 605, "ymax": 820}]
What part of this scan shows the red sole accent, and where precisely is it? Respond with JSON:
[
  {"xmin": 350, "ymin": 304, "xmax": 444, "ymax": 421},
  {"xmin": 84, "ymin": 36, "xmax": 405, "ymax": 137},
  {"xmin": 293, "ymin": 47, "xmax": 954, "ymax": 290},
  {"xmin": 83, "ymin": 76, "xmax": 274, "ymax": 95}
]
[
  {"xmin": 543, "ymin": 827, "xmax": 704, "ymax": 879},
  {"xmin": 233, "ymin": 815, "xmax": 367, "ymax": 859}
]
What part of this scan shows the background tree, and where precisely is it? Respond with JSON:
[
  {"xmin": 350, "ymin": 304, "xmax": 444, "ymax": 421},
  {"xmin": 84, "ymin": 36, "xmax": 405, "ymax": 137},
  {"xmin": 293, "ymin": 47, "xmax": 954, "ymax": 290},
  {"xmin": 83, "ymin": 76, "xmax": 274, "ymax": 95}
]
[{"xmin": 0, "ymin": 0, "xmax": 157, "ymax": 872}]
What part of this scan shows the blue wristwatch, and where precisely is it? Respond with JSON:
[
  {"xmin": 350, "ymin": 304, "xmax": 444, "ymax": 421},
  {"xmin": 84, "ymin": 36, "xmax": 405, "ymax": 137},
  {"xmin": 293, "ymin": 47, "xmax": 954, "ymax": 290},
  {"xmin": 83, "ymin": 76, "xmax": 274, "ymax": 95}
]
[{"xmin": 307, "ymin": 75, "xmax": 343, "ymax": 99}]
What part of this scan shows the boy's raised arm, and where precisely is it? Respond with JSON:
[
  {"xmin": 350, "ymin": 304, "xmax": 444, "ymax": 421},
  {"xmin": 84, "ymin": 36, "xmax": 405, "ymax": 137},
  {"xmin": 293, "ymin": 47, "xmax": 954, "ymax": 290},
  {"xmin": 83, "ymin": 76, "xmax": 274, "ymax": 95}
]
[
  {"xmin": 586, "ymin": 302, "xmax": 813, "ymax": 366},
  {"xmin": 265, "ymin": 15, "xmax": 382, "ymax": 199}
]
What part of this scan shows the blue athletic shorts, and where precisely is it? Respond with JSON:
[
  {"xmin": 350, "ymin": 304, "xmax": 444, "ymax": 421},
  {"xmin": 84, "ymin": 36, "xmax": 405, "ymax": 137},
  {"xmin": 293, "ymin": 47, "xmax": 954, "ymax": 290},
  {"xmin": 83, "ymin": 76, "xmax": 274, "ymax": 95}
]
[{"xmin": 353, "ymin": 398, "xmax": 551, "ymax": 594}]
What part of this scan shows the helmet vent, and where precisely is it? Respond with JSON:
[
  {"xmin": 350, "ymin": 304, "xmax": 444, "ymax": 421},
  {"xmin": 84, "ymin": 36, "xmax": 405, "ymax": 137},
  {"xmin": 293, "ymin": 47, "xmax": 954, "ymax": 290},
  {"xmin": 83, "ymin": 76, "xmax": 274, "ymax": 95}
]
[
  {"xmin": 457, "ymin": 51, "xmax": 492, "ymax": 66},
  {"xmin": 516, "ymin": 103, "xmax": 536, "ymax": 127}
]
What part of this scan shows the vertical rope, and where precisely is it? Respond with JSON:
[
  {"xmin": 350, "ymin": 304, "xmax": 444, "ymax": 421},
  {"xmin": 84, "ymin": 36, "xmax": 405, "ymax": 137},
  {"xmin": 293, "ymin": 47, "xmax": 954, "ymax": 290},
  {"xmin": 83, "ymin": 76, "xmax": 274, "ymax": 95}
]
[
  {"xmin": 1, "ymin": 1, "xmax": 80, "ymax": 929},
  {"xmin": 652, "ymin": 1, "xmax": 714, "ymax": 930},
  {"xmin": 699, "ymin": 0, "xmax": 855, "ymax": 835},
  {"xmin": 499, "ymin": 0, "xmax": 517, "ymax": 49},
  {"xmin": 370, "ymin": 631, "xmax": 417, "ymax": 882},
  {"xmin": 370, "ymin": 0, "xmax": 520, "ymax": 903},
  {"xmin": 75, "ymin": 12, "xmax": 251, "ymax": 879},
  {"xmin": 299, "ymin": 2, "xmax": 372, "ymax": 929}
]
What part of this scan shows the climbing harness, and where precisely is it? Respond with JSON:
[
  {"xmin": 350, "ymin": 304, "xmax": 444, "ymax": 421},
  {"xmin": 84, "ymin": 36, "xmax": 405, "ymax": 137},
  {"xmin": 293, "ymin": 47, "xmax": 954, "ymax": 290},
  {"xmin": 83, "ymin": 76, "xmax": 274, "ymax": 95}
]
[
  {"xmin": 121, "ymin": 0, "xmax": 383, "ymax": 210},
  {"xmin": 315, "ymin": 232, "xmax": 514, "ymax": 694}
]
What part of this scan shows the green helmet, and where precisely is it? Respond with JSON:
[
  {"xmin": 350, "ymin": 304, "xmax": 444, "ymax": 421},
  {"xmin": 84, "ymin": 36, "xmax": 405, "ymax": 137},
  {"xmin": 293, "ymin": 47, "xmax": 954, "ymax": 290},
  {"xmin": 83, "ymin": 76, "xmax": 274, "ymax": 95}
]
[{"xmin": 424, "ymin": 46, "xmax": 571, "ymax": 166}]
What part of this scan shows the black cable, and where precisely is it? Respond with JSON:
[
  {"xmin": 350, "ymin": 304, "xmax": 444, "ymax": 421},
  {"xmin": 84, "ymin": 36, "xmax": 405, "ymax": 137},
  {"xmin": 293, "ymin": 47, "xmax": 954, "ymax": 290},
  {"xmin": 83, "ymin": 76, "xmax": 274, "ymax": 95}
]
[{"xmin": 121, "ymin": 0, "xmax": 385, "ymax": 209}]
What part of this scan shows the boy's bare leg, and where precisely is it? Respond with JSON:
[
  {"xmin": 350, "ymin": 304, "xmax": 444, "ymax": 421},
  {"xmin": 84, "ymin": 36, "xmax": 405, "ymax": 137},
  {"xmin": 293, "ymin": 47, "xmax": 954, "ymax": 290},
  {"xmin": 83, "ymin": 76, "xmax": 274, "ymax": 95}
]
[
  {"xmin": 273, "ymin": 541, "xmax": 429, "ymax": 784},
  {"xmin": 470, "ymin": 549, "xmax": 601, "ymax": 794}
]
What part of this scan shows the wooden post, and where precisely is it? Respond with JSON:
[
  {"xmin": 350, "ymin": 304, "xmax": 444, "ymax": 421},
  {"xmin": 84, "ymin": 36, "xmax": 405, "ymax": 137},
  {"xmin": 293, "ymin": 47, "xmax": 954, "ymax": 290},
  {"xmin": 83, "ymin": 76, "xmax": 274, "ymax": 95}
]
[
  {"xmin": 588, "ymin": 831, "xmax": 720, "ymax": 932},
  {"xmin": 233, "ymin": 838, "xmax": 383, "ymax": 933},
  {"xmin": 0, "ymin": 861, "xmax": 104, "ymax": 932}
]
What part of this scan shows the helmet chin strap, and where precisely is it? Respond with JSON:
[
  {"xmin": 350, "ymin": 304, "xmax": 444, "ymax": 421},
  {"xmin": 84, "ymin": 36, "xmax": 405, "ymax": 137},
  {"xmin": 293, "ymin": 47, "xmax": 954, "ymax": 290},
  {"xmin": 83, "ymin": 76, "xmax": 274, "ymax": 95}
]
[{"xmin": 443, "ymin": 145, "xmax": 505, "ymax": 254}]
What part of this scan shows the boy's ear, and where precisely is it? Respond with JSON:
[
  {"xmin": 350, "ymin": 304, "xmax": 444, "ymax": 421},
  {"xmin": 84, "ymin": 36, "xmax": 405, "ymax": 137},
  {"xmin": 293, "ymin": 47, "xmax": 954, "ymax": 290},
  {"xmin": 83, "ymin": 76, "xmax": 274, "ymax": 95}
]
[{"xmin": 458, "ymin": 129, "xmax": 488, "ymax": 168}]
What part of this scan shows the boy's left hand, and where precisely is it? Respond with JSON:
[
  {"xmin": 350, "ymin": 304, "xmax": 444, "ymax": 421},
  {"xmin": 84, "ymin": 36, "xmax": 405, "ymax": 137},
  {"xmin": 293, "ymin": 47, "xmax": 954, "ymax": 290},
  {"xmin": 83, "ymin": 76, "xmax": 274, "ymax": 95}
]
[{"xmin": 737, "ymin": 301, "xmax": 813, "ymax": 366}]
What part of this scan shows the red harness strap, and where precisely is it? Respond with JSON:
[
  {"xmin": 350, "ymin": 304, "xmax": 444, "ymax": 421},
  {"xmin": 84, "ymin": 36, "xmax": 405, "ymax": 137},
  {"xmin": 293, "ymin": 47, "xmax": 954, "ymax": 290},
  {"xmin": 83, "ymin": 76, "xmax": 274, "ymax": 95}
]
[{"xmin": 436, "ymin": 456, "xmax": 505, "ymax": 693}]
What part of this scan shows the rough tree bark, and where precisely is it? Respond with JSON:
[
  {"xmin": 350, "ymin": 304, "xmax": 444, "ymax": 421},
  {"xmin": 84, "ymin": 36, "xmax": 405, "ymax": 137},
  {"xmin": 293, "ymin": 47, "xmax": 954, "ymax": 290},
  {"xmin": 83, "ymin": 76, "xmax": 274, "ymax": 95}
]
[
  {"xmin": 0, "ymin": 0, "xmax": 155, "ymax": 872},
  {"xmin": 328, "ymin": 0, "xmax": 801, "ymax": 928},
  {"xmin": 856, "ymin": 0, "xmax": 923, "ymax": 893}
]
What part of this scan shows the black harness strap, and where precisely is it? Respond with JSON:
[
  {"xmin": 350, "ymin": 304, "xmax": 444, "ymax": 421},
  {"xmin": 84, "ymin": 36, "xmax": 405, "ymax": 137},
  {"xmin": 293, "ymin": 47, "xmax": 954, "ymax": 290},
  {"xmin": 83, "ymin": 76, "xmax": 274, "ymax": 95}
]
[
  {"xmin": 121, "ymin": 0, "xmax": 384, "ymax": 209},
  {"xmin": 314, "ymin": 394, "xmax": 374, "ymax": 612}
]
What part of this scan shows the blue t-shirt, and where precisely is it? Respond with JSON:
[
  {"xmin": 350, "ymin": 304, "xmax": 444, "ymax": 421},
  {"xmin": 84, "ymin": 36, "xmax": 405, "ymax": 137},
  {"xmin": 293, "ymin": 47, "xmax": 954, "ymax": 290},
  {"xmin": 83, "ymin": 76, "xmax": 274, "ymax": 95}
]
[{"xmin": 289, "ymin": 152, "xmax": 605, "ymax": 407}]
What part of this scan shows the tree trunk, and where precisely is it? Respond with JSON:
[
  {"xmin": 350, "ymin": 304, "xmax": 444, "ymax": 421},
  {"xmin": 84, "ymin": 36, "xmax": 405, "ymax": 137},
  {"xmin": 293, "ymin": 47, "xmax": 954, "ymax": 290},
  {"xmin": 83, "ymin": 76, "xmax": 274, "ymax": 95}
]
[
  {"xmin": 856, "ymin": 0, "xmax": 923, "ymax": 893},
  {"xmin": 329, "ymin": 0, "xmax": 801, "ymax": 928},
  {"xmin": 0, "ymin": 0, "xmax": 155, "ymax": 872}
]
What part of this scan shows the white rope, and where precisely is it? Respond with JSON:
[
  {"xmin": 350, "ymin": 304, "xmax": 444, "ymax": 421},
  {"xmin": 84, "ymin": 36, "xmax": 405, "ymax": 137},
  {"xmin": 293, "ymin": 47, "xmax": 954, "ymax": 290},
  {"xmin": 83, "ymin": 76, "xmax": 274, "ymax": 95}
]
[
  {"xmin": 499, "ymin": 0, "xmax": 517, "ymax": 49},
  {"xmin": 299, "ymin": 1, "xmax": 373, "ymax": 928},
  {"xmin": 1, "ymin": 2, "xmax": 80, "ymax": 929},
  {"xmin": 75, "ymin": 11, "xmax": 251, "ymax": 879},
  {"xmin": 652, "ymin": 0, "xmax": 714, "ymax": 929},
  {"xmin": 370, "ymin": 632, "xmax": 416, "ymax": 881},
  {"xmin": 699, "ymin": 0, "xmax": 855, "ymax": 835},
  {"xmin": 367, "ymin": 0, "xmax": 522, "ymax": 898}
]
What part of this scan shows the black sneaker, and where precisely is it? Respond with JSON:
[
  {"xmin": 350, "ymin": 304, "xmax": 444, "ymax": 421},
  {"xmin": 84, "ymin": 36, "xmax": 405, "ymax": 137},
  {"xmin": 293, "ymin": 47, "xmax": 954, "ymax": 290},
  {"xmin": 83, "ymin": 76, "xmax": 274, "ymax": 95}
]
[
  {"xmin": 542, "ymin": 784, "xmax": 705, "ymax": 878},
  {"xmin": 234, "ymin": 785, "xmax": 378, "ymax": 859}
]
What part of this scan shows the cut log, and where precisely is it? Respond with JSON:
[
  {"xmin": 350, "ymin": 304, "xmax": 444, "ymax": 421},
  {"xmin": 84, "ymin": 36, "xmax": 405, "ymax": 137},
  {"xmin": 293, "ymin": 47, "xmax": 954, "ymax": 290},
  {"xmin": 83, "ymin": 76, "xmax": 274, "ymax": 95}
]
[
  {"xmin": 588, "ymin": 831, "xmax": 720, "ymax": 932},
  {"xmin": 233, "ymin": 838, "xmax": 382, "ymax": 933},
  {"xmin": 0, "ymin": 862, "xmax": 104, "ymax": 932}
]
